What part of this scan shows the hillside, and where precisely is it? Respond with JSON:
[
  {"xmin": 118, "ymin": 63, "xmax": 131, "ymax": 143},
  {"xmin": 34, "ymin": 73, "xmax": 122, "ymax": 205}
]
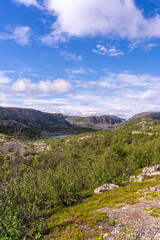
[
  {"xmin": 0, "ymin": 118, "xmax": 160, "ymax": 239},
  {"xmin": 0, "ymin": 107, "xmax": 125, "ymax": 138},
  {"xmin": 0, "ymin": 106, "xmax": 72, "ymax": 128},
  {"xmin": 129, "ymin": 111, "xmax": 160, "ymax": 122},
  {"xmin": 67, "ymin": 115, "xmax": 125, "ymax": 130}
]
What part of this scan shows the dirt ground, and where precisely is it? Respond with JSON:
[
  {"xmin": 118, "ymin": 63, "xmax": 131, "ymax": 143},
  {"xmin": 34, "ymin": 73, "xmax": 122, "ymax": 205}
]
[{"xmin": 98, "ymin": 191, "xmax": 160, "ymax": 240}]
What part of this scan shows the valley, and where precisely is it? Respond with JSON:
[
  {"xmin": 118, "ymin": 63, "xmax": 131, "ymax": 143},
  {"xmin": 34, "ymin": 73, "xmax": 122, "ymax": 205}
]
[{"xmin": 0, "ymin": 115, "xmax": 160, "ymax": 239}]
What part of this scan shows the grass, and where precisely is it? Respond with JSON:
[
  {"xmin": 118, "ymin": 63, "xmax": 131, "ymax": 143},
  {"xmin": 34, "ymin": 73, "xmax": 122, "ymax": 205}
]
[{"xmin": 43, "ymin": 179, "xmax": 160, "ymax": 239}]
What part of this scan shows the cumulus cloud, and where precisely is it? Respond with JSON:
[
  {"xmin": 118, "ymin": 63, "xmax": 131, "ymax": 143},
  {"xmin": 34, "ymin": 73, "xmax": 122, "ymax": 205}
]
[
  {"xmin": 93, "ymin": 44, "xmax": 124, "ymax": 56},
  {"xmin": 11, "ymin": 78, "xmax": 73, "ymax": 95},
  {"xmin": 42, "ymin": 0, "xmax": 160, "ymax": 42},
  {"xmin": 0, "ymin": 26, "xmax": 31, "ymax": 45},
  {"xmin": 2, "ymin": 71, "xmax": 160, "ymax": 118},
  {"xmin": 77, "ymin": 72, "xmax": 160, "ymax": 98}
]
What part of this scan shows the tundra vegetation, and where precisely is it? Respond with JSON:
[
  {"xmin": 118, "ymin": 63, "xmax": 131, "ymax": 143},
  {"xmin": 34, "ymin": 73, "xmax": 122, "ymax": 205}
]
[{"xmin": 0, "ymin": 119, "xmax": 160, "ymax": 239}]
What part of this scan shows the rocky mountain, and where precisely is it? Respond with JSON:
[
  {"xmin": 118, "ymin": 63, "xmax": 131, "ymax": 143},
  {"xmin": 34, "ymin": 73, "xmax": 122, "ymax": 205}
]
[
  {"xmin": 0, "ymin": 107, "xmax": 125, "ymax": 138},
  {"xmin": 129, "ymin": 112, "xmax": 160, "ymax": 122},
  {"xmin": 0, "ymin": 107, "xmax": 72, "ymax": 129},
  {"xmin": 67, "ymin": 115, "xmax": 125, "ymax": 130}
]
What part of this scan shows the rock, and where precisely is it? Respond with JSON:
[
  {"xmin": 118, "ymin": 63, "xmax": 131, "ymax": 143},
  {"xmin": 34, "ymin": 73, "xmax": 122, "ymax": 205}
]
[
  {"xmin": 94, "ymin": 183, "xmax": 119, "ymax": 194},
  {"xmin": 136, "ymin": 174, "xmax": 145, "ymax": 182},
  {"xmin": 102, "ymin": 233, "xmax": 109, "ymax": 238},
  {"xmin": 102, "ymin": 234, "xmax": 114, "ymax": 240},
  {"xmin": 130, "ymin": 164, "xmax": 160, "ymax": 183},
  {"xmin": 111, "ymin": 225, "xmax": 122, "ymax": 235},
  {"xmin": 129, "ymin": 174, "xmax": 144, "ymax": 182},
  {"xmin": 143, "ymin": 164, "xmax": 160, "ymax": 175},
  {"xmin": 148, "ymin": 185, "xmax": 160, "ymax": 191},
  {"xmin": 129, "ymin": 175, "xmax": 136, "ymax": 182}
]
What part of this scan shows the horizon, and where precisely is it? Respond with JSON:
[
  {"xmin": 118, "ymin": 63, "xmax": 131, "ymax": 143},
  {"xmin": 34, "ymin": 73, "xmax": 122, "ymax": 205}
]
[
  {"xmin": 1, "ymin": 0, "xmax": 160, "ymax": 118},
  {"xmin": 1, "ymin": 105, "xmax": 159, "ymax": 120}
]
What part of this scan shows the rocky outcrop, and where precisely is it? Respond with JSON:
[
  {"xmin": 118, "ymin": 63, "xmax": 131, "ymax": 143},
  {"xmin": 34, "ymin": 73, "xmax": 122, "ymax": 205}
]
[
  {"xmin": 130, "ymin": 174, "xmax": 145, "ymax": 182},
  {"xmin": 130, "ymin": 164, "xmax": 160, "ymax": 182},
  {"xmin": 94, "ymin": 183, "xmax": 119, "ymax": 194},
  {"xmin": 148, "ymin": 185, "xmax": 160, "ymax": 191},
  {"xmin": 143, "ymin": 164, "xmax": 160, "ymax": 175}
]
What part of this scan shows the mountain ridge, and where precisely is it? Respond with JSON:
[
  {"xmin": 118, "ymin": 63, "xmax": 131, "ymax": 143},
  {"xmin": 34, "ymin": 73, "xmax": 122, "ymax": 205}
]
[
  {"xmin": 2, "ymin": 107, "xmax": 160, "ymax": 138},
  {"xmin": 0, "ymin": 106, "xmax": 125, "ymax": 138},
  {"xmin": 128, "ymin": 111, "xmax": 160, "ymax": 122}
]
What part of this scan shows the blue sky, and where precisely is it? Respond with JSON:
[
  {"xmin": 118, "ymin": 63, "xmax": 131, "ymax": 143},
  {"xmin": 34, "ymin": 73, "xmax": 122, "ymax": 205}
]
[{"xmin": 1, "ymin": 0, "xmax": 160, "ymax": 118}]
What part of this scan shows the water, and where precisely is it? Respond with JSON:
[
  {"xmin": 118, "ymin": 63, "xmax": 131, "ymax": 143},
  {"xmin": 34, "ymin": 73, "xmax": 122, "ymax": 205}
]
[{"xmin": 47, "ymin": 134, "xmax": 73, "ymax": 139}]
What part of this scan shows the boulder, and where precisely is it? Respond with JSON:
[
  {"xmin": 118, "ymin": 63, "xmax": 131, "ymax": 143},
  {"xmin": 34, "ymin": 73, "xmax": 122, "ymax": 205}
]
[
  {"xmin": 148, "ymin": 185, "xmax": 160, "ymax": 191},
  {"xmin": 94, "ymin": 183, "xmax": 119, "ymax": 195},
  {"xmin": 129, "ymin": 174, "xmax": 144, "ymax": 182},
  {"xmin": 130, "ymin": 164, "xmax": 160, "ymax": 183},
  {"xmin": 143, "ymin": 164, "xmax": 160, "ymax": 175}
]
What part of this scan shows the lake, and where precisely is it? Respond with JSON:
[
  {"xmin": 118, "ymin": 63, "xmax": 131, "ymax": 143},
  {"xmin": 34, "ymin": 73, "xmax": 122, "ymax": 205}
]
[{"xmin": 47, "ymin": 134, "xmax": 73, "ymax": 139}]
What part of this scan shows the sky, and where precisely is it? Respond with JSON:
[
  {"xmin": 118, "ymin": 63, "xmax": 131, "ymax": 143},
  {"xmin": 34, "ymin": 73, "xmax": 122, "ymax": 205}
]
[{"xmin": 1, "ymin": 0, "xmax": 160, "ymax": 119}]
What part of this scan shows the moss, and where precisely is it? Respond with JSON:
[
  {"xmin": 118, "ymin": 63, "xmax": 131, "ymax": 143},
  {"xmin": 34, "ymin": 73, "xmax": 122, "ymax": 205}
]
[
  {"xmin": 134, "ymin": 168, "xmax": 143, "ymax": 176},
  {"xmin": 44, "ymin": 180, "xmax": 160, "ymax": 239},
  {"xmin": 149, "ymin": 212, "xmax": 159, "ymax": 218},
  {"xmin": 110, "ymin": 204, "xmax": 124, "ymax": 209},
  {"xmin": 144, "ymin": 206, "xmax": 160, "ymax": 218}
]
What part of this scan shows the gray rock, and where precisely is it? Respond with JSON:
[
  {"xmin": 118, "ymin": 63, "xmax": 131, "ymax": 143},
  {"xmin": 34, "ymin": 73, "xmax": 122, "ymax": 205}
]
[
  {"xmin": 111, "ymin": 225, "xmax": 122, "ymax": 235},
  {"xmin": 143, "ymin": 164, "xmax": 160, "ymax": 175},
  {"xmin": 148, "ymin": 185, "xmax": 160, "ymax": 191},
  {"xmin": 130, "ymin": 164, "xmax": 160, "ymax": 183},
  {"xmin": 94, "ymin": 183, "xmax": 119, "ymax": 194},
  {"xmin": 129, "ymin": 174, "xmax": 144, "ymax": 182}
]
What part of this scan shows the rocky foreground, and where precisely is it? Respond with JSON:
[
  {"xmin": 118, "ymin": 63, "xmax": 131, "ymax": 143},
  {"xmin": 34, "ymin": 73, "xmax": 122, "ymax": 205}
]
[{"xmin": 93, "ymin": 165, "xmax": 160, "ymax": 239}]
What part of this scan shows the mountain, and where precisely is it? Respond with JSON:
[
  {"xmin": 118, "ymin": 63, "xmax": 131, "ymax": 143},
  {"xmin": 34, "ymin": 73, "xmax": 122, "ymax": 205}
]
[
  {"xmin": 129, "ymin": 111, "xmax": 160, "ymax": 122},
  {"xmin": 67, "ymin": 115, "xmax": 125, "ymax": 130},
  {"xmin": 0, "ymin": 107, "xmax": 125, "ymax": 138},
  {"xmin": 0, "ymin": 107, "xmax": 72, "ymax": 129}
]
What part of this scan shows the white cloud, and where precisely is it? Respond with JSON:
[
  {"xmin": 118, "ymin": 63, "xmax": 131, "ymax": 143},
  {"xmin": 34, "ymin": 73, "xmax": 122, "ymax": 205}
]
[
  {"xmin": 60, "ymin": 51, "xmax": 82, "ymax": 61},
  {"xmin": 0, "ymin": 71, "xmax": 12, "ymax": 84},
  {"xmin": 12, "ymin": 0, "xmax": 40, "ymax": 8},
  {"xmin": 2, "ymin": 71, "xmax": 160, "ymax": 118},
  {"xmin": 11, "ymin": 78, "xmax": 73, "ymax": 95},
  {"xmin": 128, "ymin": 39, "xmax": 142, "ymax": 51},
  {"xmin": 42, "ymin": 0, "xmax": 160, "ymax": 42},
  {"xmin": 93, "ymin": 44, "xmax": 124, "ymax": 56},
  {"xmin": 66, "ymin": 67, "xmax": 95, "ymax": 75},
  {"xmin": 0, "ymin": 26, "xmax": 31, "ymax": 45},
  {"xmin": 128, "ymin": 40, "xmax": 157, "ymax": 51},
  {"xmin": 144, "ymin": 43, "xmax": 157, "ymax": 51}
]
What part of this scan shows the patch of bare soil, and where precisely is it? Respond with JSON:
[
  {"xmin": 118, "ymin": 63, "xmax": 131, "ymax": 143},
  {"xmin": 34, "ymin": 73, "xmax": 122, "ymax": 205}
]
[
  {"xmin": 1, "ymin": 140, "xmax": 31, "ymax": 159},
  {"xmin": 33, "ymin": 141, "xmax": 51, "ymax": 152},
  {"xmin": 99, "ymin": 197, "xmax": 160, "ymax": 239}
]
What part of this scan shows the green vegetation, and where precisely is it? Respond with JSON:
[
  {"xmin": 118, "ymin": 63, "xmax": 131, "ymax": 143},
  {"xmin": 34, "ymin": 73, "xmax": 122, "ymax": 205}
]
[
  {"xmin": 44, "ymin": 180, "xmax": 160, "ymax": 239},
  {"xmin": 144, "ymin": 206, "xmax": 160, "ymax": 218},
  {"xmin": 0, "ymin": 119, "xmax": 160, "ymax": 239}
]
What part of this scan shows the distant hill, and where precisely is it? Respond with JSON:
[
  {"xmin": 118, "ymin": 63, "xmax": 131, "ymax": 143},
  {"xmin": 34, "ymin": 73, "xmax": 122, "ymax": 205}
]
[
  {"xmin": 0, "ymin": 107, "xmax": 125, "ymax": 138},
  {"xmin": 129, "ymin": 112, "xmax": 160, "ymax": 122},
  {"xmin": 67, "ymin": 115, "xmax": 125, "ymax": 130},
  {"xmin": 0, "ymin": 107, "xmax": 72, "ymax": 129}
]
